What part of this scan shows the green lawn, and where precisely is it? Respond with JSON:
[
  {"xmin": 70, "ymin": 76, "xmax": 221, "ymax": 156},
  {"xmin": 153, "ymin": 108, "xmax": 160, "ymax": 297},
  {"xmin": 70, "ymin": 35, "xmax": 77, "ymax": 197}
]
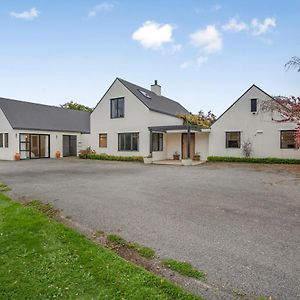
[{"xmin": 0, "ymin": 193, "xmax": 201, "ymax": 300}]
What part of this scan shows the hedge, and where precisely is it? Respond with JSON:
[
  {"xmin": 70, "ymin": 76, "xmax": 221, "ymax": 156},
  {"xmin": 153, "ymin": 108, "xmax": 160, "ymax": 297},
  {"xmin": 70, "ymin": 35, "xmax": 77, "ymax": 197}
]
[
  {"xmin": 207, "ymin": 156, "xmax": 300, "ymax": 165},
  {"xmin": 79, "ymin": 153, "xmax": 144, "ymax": 162}
]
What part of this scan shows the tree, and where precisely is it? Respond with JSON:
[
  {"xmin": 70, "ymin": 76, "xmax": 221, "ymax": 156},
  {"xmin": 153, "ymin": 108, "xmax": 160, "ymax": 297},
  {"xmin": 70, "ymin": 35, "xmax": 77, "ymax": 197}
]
[
  {"xmin": 176, "ymin": 110, "xmax": 216, "ymax": 128},
  {"xmin": 60, "ymin": 101, "xmax": 93, "ymax": 112},
  {"xmin": 285, "ymin": 56, "xmax": 300, "ymax": 72},
  {"xmin": 261, "ymin": 96, "xmax": 300, "ymax": 147}
]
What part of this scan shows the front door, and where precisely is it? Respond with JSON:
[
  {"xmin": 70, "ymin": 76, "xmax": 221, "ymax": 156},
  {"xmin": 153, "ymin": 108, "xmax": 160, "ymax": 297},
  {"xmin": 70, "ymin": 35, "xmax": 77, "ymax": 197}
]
[
  {"xmin": 63, "ymin": 135, "xmax": 77, "ymax": 157},
  {"xmin": 182, "ymin": 133, "xmax": 195, "ymax": 159}
]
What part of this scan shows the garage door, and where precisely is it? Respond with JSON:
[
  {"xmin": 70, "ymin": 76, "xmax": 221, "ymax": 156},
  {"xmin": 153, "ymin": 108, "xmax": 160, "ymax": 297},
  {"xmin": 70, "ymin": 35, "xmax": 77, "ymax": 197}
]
[{"xmin": 63, "ymin": 135, "xmax": 77, "ymax": 157}]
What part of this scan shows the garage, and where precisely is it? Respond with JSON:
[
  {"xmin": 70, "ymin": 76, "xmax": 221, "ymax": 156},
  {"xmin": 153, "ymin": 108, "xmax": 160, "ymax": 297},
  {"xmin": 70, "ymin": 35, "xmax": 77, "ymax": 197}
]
[{"xmin": 63, "ymin": 135, "xmax": 77, "ymax": 157}]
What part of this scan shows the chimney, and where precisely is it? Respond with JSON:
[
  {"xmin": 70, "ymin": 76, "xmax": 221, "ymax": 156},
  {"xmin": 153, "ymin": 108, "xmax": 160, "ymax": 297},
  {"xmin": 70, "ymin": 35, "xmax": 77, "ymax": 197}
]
[{"xmin": 151, "ymin": 80, "xmax": 161, "ymax": 96}]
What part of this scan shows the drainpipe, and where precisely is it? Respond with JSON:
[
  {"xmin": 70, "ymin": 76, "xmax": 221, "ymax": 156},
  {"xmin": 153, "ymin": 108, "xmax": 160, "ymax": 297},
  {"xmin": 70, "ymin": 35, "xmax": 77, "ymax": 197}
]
[{"xmin": 149, "ymin": 129, "xmax": 153, "ymax": 156}]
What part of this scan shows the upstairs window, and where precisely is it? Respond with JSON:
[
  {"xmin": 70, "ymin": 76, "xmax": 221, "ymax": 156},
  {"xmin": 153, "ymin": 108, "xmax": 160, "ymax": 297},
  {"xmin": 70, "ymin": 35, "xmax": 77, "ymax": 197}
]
[
  {"xmin": 251, "ymin": 99, "xmax": 257, "ymax": 112},
  {"xmin": 152, "ymin": 133, "xmax": 163, "ymax": 151},
  {"xmin": 226, "ymin": 132, "xmax": 241, "ymax": 148},
  {"xmin": 99, "ymin": 134, "xmax": 107, "ymax": 148},
  {"xmin": 111, "ymin": 97, "xmax": 124, "ymax": 118},
  {"xmin": 281, "ymin": 130, "xmax": 296, "ymax": 149}
]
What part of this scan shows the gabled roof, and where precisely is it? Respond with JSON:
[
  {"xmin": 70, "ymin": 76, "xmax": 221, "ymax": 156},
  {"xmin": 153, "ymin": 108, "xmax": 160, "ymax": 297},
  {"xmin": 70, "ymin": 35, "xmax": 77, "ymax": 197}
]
[
  {"xmin": 117, "ymin": 78, "xmax": 190, "ymax": 117},
  {"xmin": 213, "ymin": 84, "xmax": 274, "ymax": 125},
  {"xmin": 0, "ymin": 97, "xmax": 90, "ymax": 133}
]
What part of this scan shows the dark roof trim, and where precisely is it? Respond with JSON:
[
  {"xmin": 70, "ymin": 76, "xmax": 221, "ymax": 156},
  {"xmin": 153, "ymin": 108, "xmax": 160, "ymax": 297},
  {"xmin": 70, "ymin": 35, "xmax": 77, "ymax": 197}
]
[
  {"xmin": 148, "ymin": 125, "xmax": 204, "ymax": 132},
  {"xmin": 15, "ymin": 127, "xmax": 90, "ymax": 134},
  {"xmin": 213, "ymin": 84, "xmax": 274, "ymax": 125}
]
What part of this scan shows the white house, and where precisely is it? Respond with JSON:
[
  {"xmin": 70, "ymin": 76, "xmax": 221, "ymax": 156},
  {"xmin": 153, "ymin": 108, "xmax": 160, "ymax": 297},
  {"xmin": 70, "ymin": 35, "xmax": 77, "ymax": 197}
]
[
  {"xmin": 209, "ymin": 84, "xmax": 300, "ymax": 159},
  {"xmin": 0, "ymin": 78, "xmax": 299, "ymax": 161},
  {"xmin": 0, "ymin": 98, "xmax": 90, "ymax": 160},
  {"xmin": 89, "ymin": 78, "xmax": 210, "ymax": 161}
]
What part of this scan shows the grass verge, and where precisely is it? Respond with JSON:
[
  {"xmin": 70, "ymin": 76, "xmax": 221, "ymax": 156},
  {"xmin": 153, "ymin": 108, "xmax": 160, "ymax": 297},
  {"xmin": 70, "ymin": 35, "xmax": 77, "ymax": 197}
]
[
  {"xmin": 162, "ymin": 259, "xmax": 205, "ymax": 280},
  {"xmin": 0, "ymin": 183, "xmax": 11, "ymax": 192},
  {"xmin": 107, "ymin": 234, "xmax": 155, "ymax": 258},
  {"xmin": 207, "ymin": 156, "xmax": 300, "ymax": 164},
  {"xmin": 0, "ymin": 193, "xmax": 201, "ymax": 299}
]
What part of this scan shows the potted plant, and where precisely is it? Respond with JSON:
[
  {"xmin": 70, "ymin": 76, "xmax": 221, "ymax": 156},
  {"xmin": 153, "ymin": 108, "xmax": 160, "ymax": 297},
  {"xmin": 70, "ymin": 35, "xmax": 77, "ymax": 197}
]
[
  {"xmin": 15, "ymin": 153, "xmax": 21, "ymax": 161},
  {"xmin": 55, "ymin": 150, "xmax": 61, "ymax": 159},
  {"xmin": 193, "ymin": 152, "xmax": 201, "ymax": 161},
  {"xmin": 143, "ymin": 154, "xmax": 152, "ymax": 164},
  {"xmin": 173, "ymin": 151, "xmax": 180, "ymax": 160}
]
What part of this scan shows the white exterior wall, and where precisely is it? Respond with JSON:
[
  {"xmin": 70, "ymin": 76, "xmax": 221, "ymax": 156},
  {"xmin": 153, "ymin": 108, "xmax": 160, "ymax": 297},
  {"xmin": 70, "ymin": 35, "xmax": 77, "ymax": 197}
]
[
  {"xmin": 90, "ymin": 79, "xmax": 183, "ymax": 158},
  {"xmin": 195, "ymin": 132, "xmax": 209, "ymax": 161},
  {"xmin": 0, "ymin": 108, "xmax": 17, "ymax": 160},
  {"xmin": 209, "ymin": 86, "xmax": 300, "ymax": 159}
]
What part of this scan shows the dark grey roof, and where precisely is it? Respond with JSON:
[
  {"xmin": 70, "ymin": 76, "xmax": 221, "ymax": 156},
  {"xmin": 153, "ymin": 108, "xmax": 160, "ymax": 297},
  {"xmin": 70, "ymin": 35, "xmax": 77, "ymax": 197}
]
[
  {"xmin": 0, "ymin": 97, "xmax": 90, "ymax": 133},
  {"xmin": 118, "ymin": 78, "xmax": 190, "ymax": 117}
]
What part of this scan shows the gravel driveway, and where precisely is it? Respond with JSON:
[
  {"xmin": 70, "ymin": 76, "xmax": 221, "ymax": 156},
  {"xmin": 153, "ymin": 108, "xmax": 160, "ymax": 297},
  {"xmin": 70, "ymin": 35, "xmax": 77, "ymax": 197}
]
[{"xmin": 1, "ymin": 159, "xmax": 299, "ymax": 299}]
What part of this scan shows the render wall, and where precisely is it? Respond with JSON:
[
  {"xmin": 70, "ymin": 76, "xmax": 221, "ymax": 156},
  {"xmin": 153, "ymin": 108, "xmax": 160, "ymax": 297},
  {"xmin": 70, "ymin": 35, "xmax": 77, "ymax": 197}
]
[
  {"xmin": 90, "ymin": 79, "xmax": 183, "ymax": 158},
  {"xmin": 209, "ymin": 86, "xmax": 300, "ymax": 159}
]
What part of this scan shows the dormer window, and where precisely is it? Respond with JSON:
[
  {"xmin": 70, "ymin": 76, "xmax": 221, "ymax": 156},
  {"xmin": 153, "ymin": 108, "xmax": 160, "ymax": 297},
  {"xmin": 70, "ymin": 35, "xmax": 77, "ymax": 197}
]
[{"xmin": 251, "ymin": 99, "xmax": 257, "ymax": 112}]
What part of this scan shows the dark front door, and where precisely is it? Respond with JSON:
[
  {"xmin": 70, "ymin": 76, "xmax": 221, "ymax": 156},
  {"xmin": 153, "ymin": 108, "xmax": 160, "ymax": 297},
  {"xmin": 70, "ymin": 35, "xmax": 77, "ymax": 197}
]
[
  {"xmin": 182, "ymin": 133, "xmax": 195, "ymax": 159},
  {"xmin": 63, "ymin": 135, "xmax": 77, "ymax": 157}
]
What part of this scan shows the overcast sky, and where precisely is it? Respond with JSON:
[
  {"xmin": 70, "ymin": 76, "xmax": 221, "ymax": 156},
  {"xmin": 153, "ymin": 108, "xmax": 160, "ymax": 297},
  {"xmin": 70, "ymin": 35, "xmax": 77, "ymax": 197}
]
[{"xmin": 0, "ymin": 0, "xmax": 299, "ymax": 115}]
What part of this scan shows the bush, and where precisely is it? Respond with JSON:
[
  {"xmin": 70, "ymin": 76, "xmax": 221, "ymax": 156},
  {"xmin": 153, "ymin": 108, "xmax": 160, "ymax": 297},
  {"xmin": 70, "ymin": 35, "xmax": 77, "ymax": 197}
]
[
  {"xmin": 207, "ymin": 156, "xmax": 300, "ymax": 164},
  {"xmin": 79, "ymin": 153, "xmax": 143, "ymax": 162}
]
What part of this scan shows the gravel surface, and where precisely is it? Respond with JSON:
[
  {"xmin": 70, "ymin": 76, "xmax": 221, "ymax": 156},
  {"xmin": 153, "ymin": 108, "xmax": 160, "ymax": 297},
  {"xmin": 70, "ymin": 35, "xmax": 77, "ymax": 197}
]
[{"xmin": 1, "ymin": 159, "xmax": 300, "ymax": 300}]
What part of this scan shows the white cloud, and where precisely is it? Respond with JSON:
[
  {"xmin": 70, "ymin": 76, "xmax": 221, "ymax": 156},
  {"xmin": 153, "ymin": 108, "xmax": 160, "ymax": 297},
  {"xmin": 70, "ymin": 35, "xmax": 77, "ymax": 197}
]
[
  {"xmin": 211, "ymin": 4, "xmax": 222, "ymax": 11},
  {"xmin": 132, "ymin": 21, "xmax": 175, "ymax": 50},
  {"xmin": 88, "ymin": 2, "xmax": 114, "ymax": 17},
  {"xmin": 9, "ymin": 7, "xmax": 39, "ymax": 20},
  {"xmin": 196, "ymin": 56, "xmax": 208, "ymax": 66},
  {"xmin": 180, "ymin": 61, "xmax": 193, "ymax": 69},
  {"xmin": 251, "ymin": 17, "xmax": 276, "ymax": 35},
  {"xmin": 190, "ymin": 25, "xmax": 222, "ymax": 54},
  {"xmin": 222, "ymin": 18, "xmax": 248, "ymax": 32}
]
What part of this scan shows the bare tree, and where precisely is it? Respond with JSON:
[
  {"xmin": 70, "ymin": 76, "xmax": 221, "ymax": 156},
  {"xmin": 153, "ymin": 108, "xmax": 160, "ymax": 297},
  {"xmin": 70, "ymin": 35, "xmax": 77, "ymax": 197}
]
[{"xmin": 285, "ymin": 56, "xmax": 300, "ymax": 72}]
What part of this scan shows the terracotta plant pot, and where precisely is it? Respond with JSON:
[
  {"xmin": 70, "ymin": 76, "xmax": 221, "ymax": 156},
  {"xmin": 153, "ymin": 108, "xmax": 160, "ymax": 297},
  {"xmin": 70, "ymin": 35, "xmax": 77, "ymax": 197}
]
[
  {"xmin": 15, "ymin": 153, "xmax": 21, "ymax": 161},
  {"xmin": 173, "ymin": 154, "xmax": 180, "ymax": 160},
  {"xmin": 55, "ymin": 151, "xmax": 61, "ymax": 159},
  {"xmin": 193, "ymin": 155, "xmax": 200, "ymax": 161}
]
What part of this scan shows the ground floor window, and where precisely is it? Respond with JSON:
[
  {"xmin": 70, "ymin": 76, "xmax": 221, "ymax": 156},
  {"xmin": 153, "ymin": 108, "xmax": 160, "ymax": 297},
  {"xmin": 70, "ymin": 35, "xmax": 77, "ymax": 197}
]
[
  {"xmin": 99, "ymin": 133, "xmax": 107, "ymax": 148},
  {"xmin": 152, "ymin": 133, "xmax": 163, "ymax": 151},
  {"xmin": 281, "ymin": 130, "xmax": 296, "ymax": 149},
  {"xmin": 0, "ymin": 133, "xmax": 8, "ymax": 148},
  {"xmin": 118, "ymin": 133, "xmax": 139, "ymax": 151},
  {"xmin": 226, "ymin": 131, "xmax": 241, "ymax": 148},
  {"xmin": 19, "ymin": 134, "xmax": 50, "ymax": 159}
]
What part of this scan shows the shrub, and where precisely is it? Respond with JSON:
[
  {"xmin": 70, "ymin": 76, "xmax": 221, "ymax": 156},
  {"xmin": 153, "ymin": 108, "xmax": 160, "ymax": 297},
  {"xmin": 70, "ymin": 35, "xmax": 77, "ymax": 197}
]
[
  {"xmin": 207, "ymin": 156, "xmax": 300, "ymax": 164},
  {"xmin": 79, "ymin": 153, "xmax": 143, "ymax": 162}
]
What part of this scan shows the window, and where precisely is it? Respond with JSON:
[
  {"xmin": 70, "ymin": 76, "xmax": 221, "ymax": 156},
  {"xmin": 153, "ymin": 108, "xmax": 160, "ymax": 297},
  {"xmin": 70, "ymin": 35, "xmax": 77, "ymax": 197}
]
[
  {"xmin": 281, "ymin": 130, "xmax": 296, "ymax": 149},
  {"xmin": 226, "ymin": 132, "xmax": 241, "ymax": 148},
  {"xmin": 4, "ymin": 133, "xmax": 8, "ymax": 148},
  {"xmin": 99, "ymin": 133, "xmax": 107, "ymax": 148},
  {"xmin": 118, "ymin": 133, "xmax": 139, "ymax": 151},
  {"xmin": 152, "ymin": 133, "xmax": 163, "ymax": 151},
  {"xmin": 111, "ymin": 97, "xmax": 124, "ymax": 118},
  {"xmin": 251, "ymin": 99, "xmax": 257, "ymax": 112},
  {"xmin": 0, "ymin": 133, "xmax": 3, "ymax": 148}
]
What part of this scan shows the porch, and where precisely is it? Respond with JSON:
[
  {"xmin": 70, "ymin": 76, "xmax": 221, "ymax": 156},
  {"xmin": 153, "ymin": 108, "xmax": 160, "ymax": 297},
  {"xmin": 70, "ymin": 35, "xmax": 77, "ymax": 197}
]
[{"xmin": 148, "ymin": 125, "xmax": 210, "ymax": 165}]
